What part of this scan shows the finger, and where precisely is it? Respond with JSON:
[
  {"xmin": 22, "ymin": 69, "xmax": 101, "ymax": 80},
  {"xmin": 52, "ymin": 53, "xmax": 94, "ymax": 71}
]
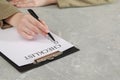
[
  {"xmin": 15, "ymin": 2, "xmax": 37, "ymax": 8},
  {"xmin": 27, "ymin": 15, "xmax": 45, "ymax": 34},
  {"xmin": 19, "ymin": 31, "xmax": 34, "ymax": 40},
  {"xmin": 39, "ymin": 20, "xmax": 50, "ymax": 33},
  {"xmin": 24, "ymin": 20, "xmax": 40, "ymax": 34},
  {"xmin": 23, "ymin": 26, "xmax": 36, "ymax": 36},
  {"xmin": 24, "ymin": 21, "xmax": 46, "ymax": 36},
  {"xmin": 27, "ymin": 15, "xmax": 49, "ymax": 33},
  {"xmin": 18, "ymin": 25, "xmax": 36, "ymax": 37},
  {"xmin": 35, "ymin": 22, "xmax": 49, "ymax": 33},
  {"xmin": 17, "ymin": 26, "xmax": 35, "ymax": 39},
  {"xmin": 36, "ymin": 20, "xmax": 49, "ymax": 33},
  {"xmin": 40, "ymin": 20, "xmax": 49, "ymax": 29},
  {"xmin": 22, "ymin": 27, "xmax": 46, "ymax": 37}
]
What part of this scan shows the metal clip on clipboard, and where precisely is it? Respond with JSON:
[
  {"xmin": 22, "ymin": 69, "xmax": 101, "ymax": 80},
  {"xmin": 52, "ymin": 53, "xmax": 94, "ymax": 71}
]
[{"xmin": 33, "ymin": 51, "xmax": 62, "ymax": 64}]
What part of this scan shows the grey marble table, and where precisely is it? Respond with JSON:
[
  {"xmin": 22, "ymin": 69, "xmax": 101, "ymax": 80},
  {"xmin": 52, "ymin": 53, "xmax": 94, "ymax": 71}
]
[{"xmin": 1, "ymin": 1, "xmax": 120, "ymax": 80}]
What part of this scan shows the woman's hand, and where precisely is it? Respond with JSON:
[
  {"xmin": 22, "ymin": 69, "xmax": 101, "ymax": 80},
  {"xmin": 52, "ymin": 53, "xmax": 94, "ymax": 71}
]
[
  {"xmin": 10, "ymin": 0, "xmax": 57, "ymax": 8},
  {"xmin": 5, "ymin": 12, "xmax": 49, "ymax": 40}
]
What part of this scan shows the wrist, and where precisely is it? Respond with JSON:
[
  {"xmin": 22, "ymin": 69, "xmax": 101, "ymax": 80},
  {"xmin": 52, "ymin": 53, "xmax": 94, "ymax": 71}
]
[{"xmin": 4, "ymin": 12, "xmax": 24, "ymax": 27}]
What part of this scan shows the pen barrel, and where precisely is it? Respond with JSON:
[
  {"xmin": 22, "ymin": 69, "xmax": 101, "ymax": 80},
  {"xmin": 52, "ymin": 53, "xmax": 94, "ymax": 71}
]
[
  {"xmin": 28, "ymin": 9, "xmax": 39, "ymax": 20},
  {"xmin": 27, "ymin": 9, "xmax": 55, "ymax": 41}
]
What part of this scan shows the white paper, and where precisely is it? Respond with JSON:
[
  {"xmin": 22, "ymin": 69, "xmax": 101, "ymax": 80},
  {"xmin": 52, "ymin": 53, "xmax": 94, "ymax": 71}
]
[{"xmin": 0, "ymin": 28, "xmax": 73, "ymax": 66}]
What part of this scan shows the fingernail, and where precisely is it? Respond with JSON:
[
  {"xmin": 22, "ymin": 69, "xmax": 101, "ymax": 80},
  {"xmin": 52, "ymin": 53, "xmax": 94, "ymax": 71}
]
[{"xmin": 45, "ymin": 29, "xmax": 49, "ymax": 33}]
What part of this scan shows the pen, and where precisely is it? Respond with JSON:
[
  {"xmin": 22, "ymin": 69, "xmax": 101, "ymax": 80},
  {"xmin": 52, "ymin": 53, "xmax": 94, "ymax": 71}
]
[{"xmin": 27, "ymin": 9, "xmax": 55, "ymax": 41}]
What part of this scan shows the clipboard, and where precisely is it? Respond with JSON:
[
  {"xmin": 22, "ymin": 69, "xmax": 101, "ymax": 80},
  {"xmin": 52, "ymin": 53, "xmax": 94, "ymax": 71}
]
[{"xmin": 0, "ymin": 28, "xmax": 79, "ymax": 72}]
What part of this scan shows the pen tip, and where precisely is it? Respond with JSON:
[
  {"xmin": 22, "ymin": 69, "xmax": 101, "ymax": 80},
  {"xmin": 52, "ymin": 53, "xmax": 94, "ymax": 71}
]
[{"xmin": 48, "ymin": 33, "xmax": 55, "ymax": 41}]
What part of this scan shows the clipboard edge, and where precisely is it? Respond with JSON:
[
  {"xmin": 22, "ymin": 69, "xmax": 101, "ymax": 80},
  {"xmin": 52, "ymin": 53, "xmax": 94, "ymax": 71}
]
[{"xmin": 0, "ymin": 46, "xmax": 80, "ymax": 72}]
